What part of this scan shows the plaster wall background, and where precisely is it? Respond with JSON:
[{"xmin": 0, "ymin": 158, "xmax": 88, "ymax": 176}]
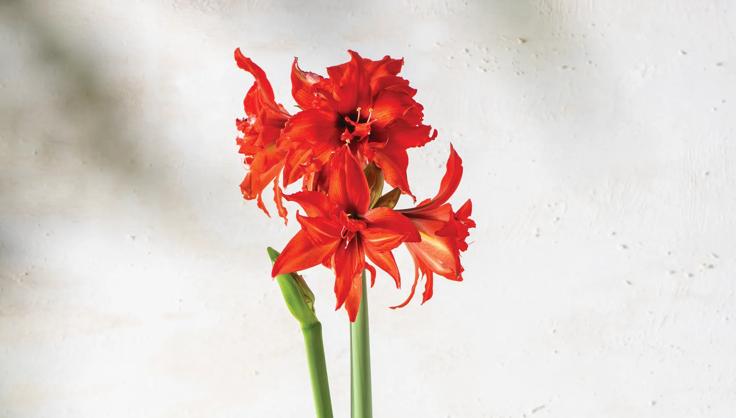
[{"xmin": 1, "ymin": 1, "xmax": 735, "ymax": 417}]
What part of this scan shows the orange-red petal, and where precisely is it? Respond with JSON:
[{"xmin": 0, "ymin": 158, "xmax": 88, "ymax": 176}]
[
  {"xmin": 283, "ymin": 109, "xmax": 341, "ymax": 154},
  {"xmin": 362, "ymin": 207, "xmax": 420, "ymax": 250},
  {"xmin": 328, "ymin": 146, "xmax": 370, "ymax": 215},
  {"xmin": 296, "ymin": 213, "xmax": 341, "ymax": 244},
  {"xmin": 291, "ymin": 57, "xmax": 324, "ymax": 109},
  {"xmin": 285, "ymin": 191, "xmax": 336, "ymax": 218},
  {"xmin": 343, "ymin": 271, "xmax": 364, "ymax": 322},
  {"xmin": 272, "ymin": 230, "xmax": 339, "ymax": 277},
  {"xmin": 416, "ymin": 145, "xmax": 463, "ymax": 211},
  {"xmin": 234, "ymin": 48, "xmax": 275, "ymax": 102},
  {"xmin": 390, "ymin": 257, "xmax": 420, "ymax": 309},
  {"xmin": 273, "ymin": 178, "xmax": 288, "ymax": 224},
  {"xmin": 364, "ymin": 246, "xmax": 401, "ymax": 288},
  {"xmin": 332, "ymin": 237, "xmax": 365, "ymax": 310}
]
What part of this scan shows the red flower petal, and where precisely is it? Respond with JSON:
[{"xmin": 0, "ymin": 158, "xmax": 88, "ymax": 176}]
[
  {"xmin": 284, "ymin": 191, "xmax": 336, "ymax": 218},
  {"xmin": 371, "ymin": 90, "xmax": 423, "ymax": 128},
  {"xmin": 291, "ymin": 57, "xmax": 324, "ymax": 109},
  {"xmin": 343, "ymin": 271, "xmax": 364, "ymax": 322},
  {"xmin": 326, "ymin": 50, "xmax": 370, "ymax": 114},
  {"xmin": 421, "ymin": 270, "xmax": 435, "ymax": 304},
  {"xmin": 363, "ymin": 207, "xmax": 420, "ymax": 250},
  {"xmin": 405, "ymin": 216, "xmax": 463, "ymax": 281},
  {"xmin": 234, "ymin": 48, "xmax": 275, "ymax": 102},
  {"xmin": 240, "ymin": 145, "xmax": 285, "ymax": 213},
  {"xmin": 283, "ymin": 109, "xmax": 342, "ymax": 155},
  {"xmin": 328, "ymin": 146, "xmax": 370, "ymax": 215},
  {"xmin": 370, "ymin": 143, "xmax": 412, "ymax": 199},
  {"xmin": 296, "ymin": 213, "xmax": 341, "ymax": 244},
  {"xmin": 364, "ymin": 262, "xmax": 377, "ymax": 287},
  {"xmin": 456, "ymin": 199, "xmax": 473, "ymax": 223},
  {"xmin": 414, "ymin": 145, "xmax": 463, "ymax": 211},
  {"xmin": 332, "ymin": 237, "xmax": 365, "ymax": 311},
  {"xmin": 369, "ymin": 123, "xmax": 437, "ymax": 198},
  {"xmin": 390, "ymin": 257, "xmax": 420, "ymax": 309},
  {"xmin": 272, "ymin": 230, "xmax": 339, "ymax": 277},
  {"xmin": 364, "ymin": 246, "xmax": 401, "ymax": 288},
  {"xmin": 273, "ymin": 178, "xmax": 288, "ymax": 224}
]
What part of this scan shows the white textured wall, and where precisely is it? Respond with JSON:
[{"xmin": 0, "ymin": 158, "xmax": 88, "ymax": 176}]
[{"xmin": 2, "ymin": 1, "xmax": 735, "ymax": 417}]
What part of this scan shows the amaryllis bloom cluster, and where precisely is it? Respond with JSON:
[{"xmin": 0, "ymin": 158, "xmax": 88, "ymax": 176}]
[{"xmin": 234, "ymin": 49, "xmax": 474, "ymax": 320}]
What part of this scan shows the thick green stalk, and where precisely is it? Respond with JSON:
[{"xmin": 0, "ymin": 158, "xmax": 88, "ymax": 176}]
[
  {"xmin": 302, "ymin": 322, "xmax": 332, "ymax": 418},
  {"xmin": 267, "ymin": 248, "xmax": 333, "ymax": 418},
  {"xmin": 350, "ymin": 271, "xmax": 372, "ymax": 418}
]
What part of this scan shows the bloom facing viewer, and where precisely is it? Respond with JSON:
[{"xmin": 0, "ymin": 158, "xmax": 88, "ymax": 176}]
[
  {"xmin": 271, "ymin": 147, "xmax": 420, "ymax": 321},
  {"xmin": 282, "ymin": 50, "xmax": 437, "ymax": 198}
]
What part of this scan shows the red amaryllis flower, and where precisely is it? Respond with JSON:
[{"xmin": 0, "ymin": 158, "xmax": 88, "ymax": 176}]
[
  {"xmin": 280, "ymin": 50, "xmax": 437, "ymax": 197},
  {"xmin": 272, "ymin": 146, "xmax": 420, "ymax": 321},
  {"xmin": 392, "ymin": 145, "xmax": 475, "ymax": 308},
  {"xmin": 234, "ymin": 48, "xmax": 290, "ymax": 220}
]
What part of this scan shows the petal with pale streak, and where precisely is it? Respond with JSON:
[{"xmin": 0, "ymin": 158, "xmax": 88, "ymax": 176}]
[
  {"xmin": 364, "ymin": 207, "xmax": 420, "ymax": 244},
  {"xmin": 296, "ymin": 213, "xmax": 341, "ymax": 244}
]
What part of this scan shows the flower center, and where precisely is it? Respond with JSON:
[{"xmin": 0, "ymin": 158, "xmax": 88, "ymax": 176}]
[
  {"xmin": 339, "ymin": 212, "xmax": 367, "ymax": 244},
  {"xmin": 341, "ymin": 107, "xmax": 375, "ymax": 144}
]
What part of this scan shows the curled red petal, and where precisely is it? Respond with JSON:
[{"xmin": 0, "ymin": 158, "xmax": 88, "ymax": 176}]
[
  {"xmin": 254, "ymin": 189, "xmax": 270, "ymax": 217},
  {"xmin": 456, "ymin": 199, "xmax": 474, "ymax": 225},
  {"xmin": 240, "ymin": 154, "xmax": 284, "ymax": 213},
  {"xmin": 421, "ymin": 270, "xmax": 435, "ymax": 304},
  {"xmin": 413, "ymin": 145, "xmax": 463, "ymax": 212},
  {"xmin": 365, "ymin": 246, "xmax": 401, "ymax": 288},
  {"xmin": 291, "ymin": 57, "xmax": 324, "ymax": 109},
  {"xmin": 273, "ymin": 178, "xmax": 287, "ymax": 225},
  {"xmin": 390, "ymin": 257, "xmax": 420, "ymax": 309},
  {"xmin": 234, "ymin": 48, "xmax": 274, "ymax": 101},
  {"xmin": 364, "ymin": 263, "xmax": 377, "ymax": 287}
]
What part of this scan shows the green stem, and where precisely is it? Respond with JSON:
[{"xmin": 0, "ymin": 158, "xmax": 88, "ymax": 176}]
[
  {"xmin": 302, "ymin": 322, "xmax": 333, "ymax": 418},
  {"xmin": 350, "ymin": 271, "xmax": 372, "ymax": 418},
  {"xmin": 267, "ymin": 248, "xmax": 333, "ymax": 418}
]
